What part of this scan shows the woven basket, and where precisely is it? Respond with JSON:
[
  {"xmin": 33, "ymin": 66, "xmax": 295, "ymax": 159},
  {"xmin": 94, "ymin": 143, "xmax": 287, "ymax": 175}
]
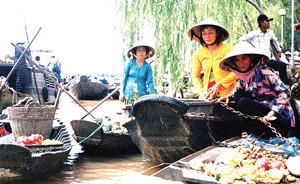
[{"xmin": 8, "ymin": 106, "xmax": 56, "ymax": 139}]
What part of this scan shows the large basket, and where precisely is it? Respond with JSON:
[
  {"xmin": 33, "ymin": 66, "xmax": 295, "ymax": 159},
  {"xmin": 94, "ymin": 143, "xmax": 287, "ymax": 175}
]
[{"xmin": 8, "ymin": 106, "xmax": 56, "ymax": 139}]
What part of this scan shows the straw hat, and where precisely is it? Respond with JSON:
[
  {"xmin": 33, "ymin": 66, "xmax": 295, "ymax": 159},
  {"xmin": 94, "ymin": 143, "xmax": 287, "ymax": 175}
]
[
  {"xmin": 219, "ymin": 41, "xmax": 269, "ymax": 72},
  {"xmin": 285, "ymin": 51, "xmax": 291, "ymax": 56},
  {"xmin": 187, "ymin": 18, "xmax": 229, "ymax": 43},
  {"xmin": 127, "ymin": 42, "xmax": 155, "ymax": 59}
]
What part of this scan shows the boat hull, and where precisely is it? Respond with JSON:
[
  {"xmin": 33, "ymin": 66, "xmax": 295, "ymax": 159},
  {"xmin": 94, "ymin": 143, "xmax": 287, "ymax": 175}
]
[
  {"xmin": 69, "ymin": 75, "xmax": 109, "ymax": 100},
  {"xmin": 123, "ymin": 95, "xmax": 246, "ymax": 164},
  {"xmin": 0, "ymin": 122, "xmax": 72, "ymax": 177}
]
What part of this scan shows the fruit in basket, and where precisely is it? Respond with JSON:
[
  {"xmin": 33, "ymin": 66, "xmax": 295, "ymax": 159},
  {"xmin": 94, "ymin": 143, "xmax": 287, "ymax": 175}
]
[
  {"xmin": 270, "ymin": 161, "xmax": 285, "ymax": 170},
  {"xmin": 257, "ymin": 157, "xmax": 269, "ymax": 170}
]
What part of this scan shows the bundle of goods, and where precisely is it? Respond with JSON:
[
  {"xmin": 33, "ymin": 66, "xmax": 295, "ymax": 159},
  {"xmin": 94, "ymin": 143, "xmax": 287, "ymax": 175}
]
[
  {"xmin": 189, "ymin": 144, "xmax": 299, "ymax": 184},
  {"xmin": 11, "ymin": 134, "xmax": 62, "ymax": 146}
]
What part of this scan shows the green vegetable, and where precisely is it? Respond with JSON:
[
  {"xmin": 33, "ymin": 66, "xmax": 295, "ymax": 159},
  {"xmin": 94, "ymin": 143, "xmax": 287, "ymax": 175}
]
[{"xmin": 95, "ymin": 118, "xmax": 103, "ymax": 125}]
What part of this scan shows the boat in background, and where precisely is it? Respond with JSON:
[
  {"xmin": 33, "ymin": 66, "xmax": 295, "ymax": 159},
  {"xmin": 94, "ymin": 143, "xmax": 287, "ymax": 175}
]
[
  {"xmin": 71, "ymin": 119, "xmax": 140, "ymax": 155},
  {"xmin": 0, "ymin": 62, "xmax": 58, "ymax": 109},
  {"xmin": 69, "ymin": 75, "xmax": 110, "ymax": 100},
  {"xmin": 123, "ymin": 94, "xmax": 300, "ymax": 165}
]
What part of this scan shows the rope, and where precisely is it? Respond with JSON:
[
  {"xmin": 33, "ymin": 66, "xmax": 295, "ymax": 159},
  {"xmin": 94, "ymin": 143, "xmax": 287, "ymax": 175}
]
[{"xmin": 76, "ymin": 123, "xmax": 104, "ymax": 145}]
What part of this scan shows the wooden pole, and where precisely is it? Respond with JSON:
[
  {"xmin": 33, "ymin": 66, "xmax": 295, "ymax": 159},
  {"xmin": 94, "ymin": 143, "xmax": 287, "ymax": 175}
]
[
  {"xmin": 81, "ymin": 87, "xmax": 120, "ymax": 120},
  {"xmin": 12, "ymin": 43, "xmax": 96, "ymax": 119},
  {"xmin": 0, "ymin": 27, "xmax": 41, "ymax": 92},
  {"xmin": 54, "ymin": 87, "xmax": 62, "ymax": 111}
]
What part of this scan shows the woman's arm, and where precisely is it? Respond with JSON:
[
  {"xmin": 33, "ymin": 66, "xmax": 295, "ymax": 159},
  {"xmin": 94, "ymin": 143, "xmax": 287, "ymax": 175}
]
[
  {"xmin": 191, "ymin": 51, "xmax": 204, "ymax": 93},
  {"xmin": 146, "ymin": 64, "xmax": 155, "ymax": 94}
]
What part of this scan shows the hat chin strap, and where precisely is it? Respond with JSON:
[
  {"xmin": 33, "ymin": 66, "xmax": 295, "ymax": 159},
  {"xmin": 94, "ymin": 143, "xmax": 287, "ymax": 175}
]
[{"xmin": 129, "ymin": 51, "xmax": 153, "ymax": 60}]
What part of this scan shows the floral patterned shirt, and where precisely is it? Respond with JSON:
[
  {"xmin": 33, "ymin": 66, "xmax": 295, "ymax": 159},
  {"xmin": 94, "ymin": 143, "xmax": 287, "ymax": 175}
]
[{"xmin": 228, "ymin": 66, "xmax": 295, "ymax": 127}]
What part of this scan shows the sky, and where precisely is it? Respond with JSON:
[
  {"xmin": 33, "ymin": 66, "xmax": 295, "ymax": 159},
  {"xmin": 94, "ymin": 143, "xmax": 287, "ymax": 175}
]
[{"xmin": 0, "ymin": 0, "xmax": 124, "ymax": 76}]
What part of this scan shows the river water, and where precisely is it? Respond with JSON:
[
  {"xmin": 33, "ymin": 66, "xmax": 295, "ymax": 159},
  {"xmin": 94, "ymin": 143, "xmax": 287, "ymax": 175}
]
[{"xmin": 3, "ymin": 93, "xmax": 163, "ymax": 184}]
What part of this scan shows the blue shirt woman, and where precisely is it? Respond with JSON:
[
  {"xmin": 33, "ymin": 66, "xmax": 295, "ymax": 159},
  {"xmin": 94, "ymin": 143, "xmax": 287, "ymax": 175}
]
[{"xmin": 120, "ymin": 43, "xmax": 156, "ymax": 104}]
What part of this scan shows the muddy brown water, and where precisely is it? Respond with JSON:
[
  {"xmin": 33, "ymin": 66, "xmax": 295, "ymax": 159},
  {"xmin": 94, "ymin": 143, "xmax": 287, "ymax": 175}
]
[{"xmin": 2, "ymin": 93, "xmax": 164, "ymax": 184}]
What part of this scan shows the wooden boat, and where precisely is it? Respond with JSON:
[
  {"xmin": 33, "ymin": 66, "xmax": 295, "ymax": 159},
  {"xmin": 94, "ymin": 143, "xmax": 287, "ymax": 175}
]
[
  {"xmin": 123, "ymin": 94, "xmax": 300, "ymax": 165},
  {"xmin": 70, "ymin": 119, "xmax": 140, "ymax": 154},
  {"xmin": 0, "ymin": 63, "xmax": 58, "ymax": 109},
  {"xmin": 151, "ymin": 136, "xmax": 300, "ymax": 183},
  {"xmin": 69, "ymin": 75, "xmax": 110, "ymax": 100},
  {"xmin": 0, "ymin": 120, "xmax": 72, "ymax": 178}
]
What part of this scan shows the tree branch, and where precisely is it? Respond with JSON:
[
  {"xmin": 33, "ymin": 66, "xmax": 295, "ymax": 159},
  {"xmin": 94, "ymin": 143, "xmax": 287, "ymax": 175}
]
[{"xmin": 245, "ymin": 0, "xmax": 264, "ymax": 14}]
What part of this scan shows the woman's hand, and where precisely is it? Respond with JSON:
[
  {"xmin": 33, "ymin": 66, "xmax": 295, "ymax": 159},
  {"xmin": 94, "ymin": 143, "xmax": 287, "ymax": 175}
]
[
  {"xmin": 205, "ymin": 82, "xmax": 222, "ymax": 99},
  {"xmin": 119, "ymin": 93, "xmax": 125, "ymax": 102},
  {"xmin": 261, "ymin": 111, "xmax": 276, "ymax": 125},
  {"xmin": 217, "ymin": 96, "xmax": 229, "ymax": 105}
]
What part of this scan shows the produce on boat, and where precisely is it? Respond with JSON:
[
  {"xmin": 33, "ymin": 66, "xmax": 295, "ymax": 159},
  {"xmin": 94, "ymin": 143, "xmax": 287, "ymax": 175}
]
[{"xmin": 152, "ymin": 136, "xmax": 300, "ymax": 184}]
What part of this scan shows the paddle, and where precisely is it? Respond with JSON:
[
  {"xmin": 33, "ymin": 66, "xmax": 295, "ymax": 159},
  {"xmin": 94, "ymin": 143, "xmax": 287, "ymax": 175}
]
[{"xmin": 81, "ymin": 86, "xmax": 120, "ymax": 120}]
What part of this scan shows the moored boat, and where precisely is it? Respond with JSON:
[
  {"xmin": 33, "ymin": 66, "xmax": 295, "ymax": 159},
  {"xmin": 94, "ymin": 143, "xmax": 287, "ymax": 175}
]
[
  {"xmin": 69, "ymin": 75, "xmax": 110, "ymax": 100},
  {"xmin": 71, "ymin": 119, "xmax": 140, "ymax": 154},
  {"xmin": 0, "ymin": 120, "xmax": 72, "ymax": 178},
  {"xmin": 0, "ymin": 63, "xmax": 58, "ymax": 109},
  {"xmin": 123, "ymin": 94, "xmax": 300, "ymax": 165}
]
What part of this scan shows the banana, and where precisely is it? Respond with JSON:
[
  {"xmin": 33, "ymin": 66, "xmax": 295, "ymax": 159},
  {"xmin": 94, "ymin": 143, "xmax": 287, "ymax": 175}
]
[{"xmin": 242, "ymin": 159, "xmax": 256, "ymax": 165}]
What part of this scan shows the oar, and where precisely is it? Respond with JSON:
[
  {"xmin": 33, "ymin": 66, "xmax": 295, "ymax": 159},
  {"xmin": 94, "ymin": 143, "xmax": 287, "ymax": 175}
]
[
  {"xmin": 0, "ymin": 27, "xmax": 41, "ymax": 92},
  {"xmin": 81, "ymin": 86, "xmax": 120, "ymax": 120},
  {"xmin": 12, "ymin": 43, "xmax": 96, "ymax": 119}
]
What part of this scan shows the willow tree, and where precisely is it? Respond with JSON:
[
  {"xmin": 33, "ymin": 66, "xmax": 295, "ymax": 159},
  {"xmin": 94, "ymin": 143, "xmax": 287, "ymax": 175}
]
[{"xmin": 117, "ymin": 0, "xmax": 285, "ymax": 97}]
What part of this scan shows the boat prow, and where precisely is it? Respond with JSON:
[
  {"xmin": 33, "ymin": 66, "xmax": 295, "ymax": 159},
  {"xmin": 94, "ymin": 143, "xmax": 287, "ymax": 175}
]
[{"xmin": 126, "ymin": 94, "xmax": 244, "ymax": 164}]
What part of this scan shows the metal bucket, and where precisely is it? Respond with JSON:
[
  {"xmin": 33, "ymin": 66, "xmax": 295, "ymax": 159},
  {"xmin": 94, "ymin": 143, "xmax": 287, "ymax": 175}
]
[{"xmin": 8, "ymin": 106, "xmax": 56, "ymax": 139}]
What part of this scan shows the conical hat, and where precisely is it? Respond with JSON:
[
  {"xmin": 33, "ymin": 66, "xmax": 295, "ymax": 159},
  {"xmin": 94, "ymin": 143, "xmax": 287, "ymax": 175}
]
[
  {"xmin": 219, "ymin": 41, "xmax": 269, "ymax": 72},
  {"xmin": 127, "ymin": 42, "xmax": 155, "ymax": 59},
  {"xmin": 187, "ymin": 18, "xmax": 229, "ymax": 43}
]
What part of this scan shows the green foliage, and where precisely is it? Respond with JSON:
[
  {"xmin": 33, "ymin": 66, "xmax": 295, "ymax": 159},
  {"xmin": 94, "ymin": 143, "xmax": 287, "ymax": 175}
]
[
  {"xmin": 95, "ymin": 118, "xmax": 103, "ymax": 125},
  {"xmin": 117, "ymin": 0, "xmax": 299, "ymax": 97}
]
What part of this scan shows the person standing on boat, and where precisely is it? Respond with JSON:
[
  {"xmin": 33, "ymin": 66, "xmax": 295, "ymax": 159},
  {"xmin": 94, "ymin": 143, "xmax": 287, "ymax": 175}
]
[
  {"xmin": 218, "ymin": 41, "xmax": 295, "ymax": 138},
  {"xmin": 47, "ymin": 56, "xmax": 62, "ymax": 83},
  {"xmin": 119, "ymin": 42, "xmax": 155, "ymax": 104},
  {"xmin": 188, "ymin": 18, "xmax": 237, "ymax": 100},
  {"xmin": 238, "ymin": 14, "xmax": 289, "ymax": 85},
  {"xmin": 14, "ymin": 42, "xmax": 31, "ymax": 94}
]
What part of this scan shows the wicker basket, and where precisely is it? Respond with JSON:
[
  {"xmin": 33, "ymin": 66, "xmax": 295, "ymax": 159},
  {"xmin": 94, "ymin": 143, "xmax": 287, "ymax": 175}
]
[{"xmin": 8, "ymin": 106, "xmax": 56, "ymax": 139}]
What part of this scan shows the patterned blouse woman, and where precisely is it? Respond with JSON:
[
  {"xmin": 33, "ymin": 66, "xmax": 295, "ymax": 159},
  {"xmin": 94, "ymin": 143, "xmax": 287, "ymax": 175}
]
[
  {"xmin": 188, "ymin": 18, "xmax": 237, "ymax": 100},
  {"xmin": 119, "ymin": 43, "xmax": 155, "ymax": 104},
  {"xmin": 218, "ymin": 41, "xmax": 295, "ymax": 138}
]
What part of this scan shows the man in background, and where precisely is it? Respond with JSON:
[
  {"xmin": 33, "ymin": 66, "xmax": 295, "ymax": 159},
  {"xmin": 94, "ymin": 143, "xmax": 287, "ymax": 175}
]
[
  {"xmin": 238, "ymin": 14, "xmax": 289, "ymax": 84},
  {"xmin": 47, "ymin": 56, "xmax": 62, "ymax": 83}
]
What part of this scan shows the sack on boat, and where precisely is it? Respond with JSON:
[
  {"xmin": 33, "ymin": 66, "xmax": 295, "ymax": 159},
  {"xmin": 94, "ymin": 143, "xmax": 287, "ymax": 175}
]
[{"xmin": 242, "ymin": 134, "xmax": 299, "ymax": 156}]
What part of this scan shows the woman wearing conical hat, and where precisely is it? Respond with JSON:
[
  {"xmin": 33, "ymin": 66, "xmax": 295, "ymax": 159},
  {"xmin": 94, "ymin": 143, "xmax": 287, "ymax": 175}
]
[
  {"xmin": 218, "ymin": 41, "xmax": 295, "ymax": 138},
  {"xmin": 119, "ymin": 42, "xmax": 156, "ymax": 104},
  {"xmin": 189, "ymin": 18, "xmax": 237, "ymax": 100}
]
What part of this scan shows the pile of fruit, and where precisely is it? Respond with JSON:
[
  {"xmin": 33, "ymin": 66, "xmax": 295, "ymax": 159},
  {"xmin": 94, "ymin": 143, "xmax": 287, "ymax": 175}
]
[
  {"xmin": 11, "ymin": 134, "xmax": 62, "ymax": 146},
  {"xmin": 189, "ymin": 146, "xmax": 297, "ymax": 184}
]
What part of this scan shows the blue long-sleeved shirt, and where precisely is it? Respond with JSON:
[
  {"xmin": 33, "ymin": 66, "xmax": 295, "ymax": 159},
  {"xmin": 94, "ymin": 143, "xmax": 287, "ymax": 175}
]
[{"xmin": 121, "ymin": 59, "xmax": 155, "ymax": 102}]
